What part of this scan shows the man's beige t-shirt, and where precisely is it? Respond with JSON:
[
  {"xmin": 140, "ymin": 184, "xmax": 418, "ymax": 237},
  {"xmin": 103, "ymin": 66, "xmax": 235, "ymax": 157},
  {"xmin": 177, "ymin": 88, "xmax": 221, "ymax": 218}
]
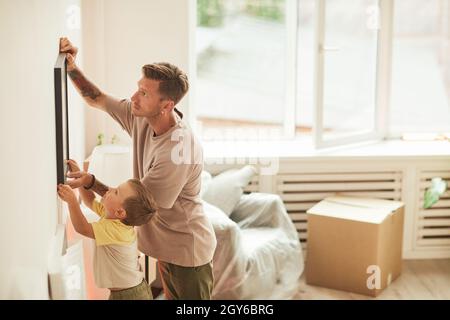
[{"xmin": 105, "ymin": 97, "xmax": 217, "ymax": 267}]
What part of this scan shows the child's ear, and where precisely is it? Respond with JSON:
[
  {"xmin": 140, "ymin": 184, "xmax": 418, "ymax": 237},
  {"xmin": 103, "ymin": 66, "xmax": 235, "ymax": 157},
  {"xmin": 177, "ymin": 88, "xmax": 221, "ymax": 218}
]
[{"xmin": 115, "ymin": 208, "xmax": 127, "ymax": 219}]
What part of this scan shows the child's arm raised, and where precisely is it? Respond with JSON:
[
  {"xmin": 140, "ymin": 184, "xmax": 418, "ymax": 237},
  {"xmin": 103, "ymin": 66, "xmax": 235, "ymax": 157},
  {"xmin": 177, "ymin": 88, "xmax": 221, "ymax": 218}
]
[
  {"xmin": 66, "ymin": 159, "xmax": 95, "ymax": 210},
  {"xmin": 57, "ymin": 184, "xmax": 95, "ymax": 239}
]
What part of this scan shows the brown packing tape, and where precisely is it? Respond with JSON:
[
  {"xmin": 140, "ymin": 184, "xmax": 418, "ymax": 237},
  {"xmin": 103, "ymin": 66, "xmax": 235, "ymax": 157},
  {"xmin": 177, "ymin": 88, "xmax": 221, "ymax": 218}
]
[{"xmin": 324, "ymin": 198, "xmax": 393, "ymax": 211}]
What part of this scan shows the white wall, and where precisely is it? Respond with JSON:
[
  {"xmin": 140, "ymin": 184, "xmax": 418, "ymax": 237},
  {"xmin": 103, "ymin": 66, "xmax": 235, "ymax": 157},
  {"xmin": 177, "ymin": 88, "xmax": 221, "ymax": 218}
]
[
  {"xmin": 0, "ymin": 0, "xmax": 83, "ymax": 299},
  {"xmin": 0, "ymin": 0, "xmax": 194, "ymax": 299},
  {"xmin": 82, "ymin": 0, "xmax": 195, "ymax": 155}
]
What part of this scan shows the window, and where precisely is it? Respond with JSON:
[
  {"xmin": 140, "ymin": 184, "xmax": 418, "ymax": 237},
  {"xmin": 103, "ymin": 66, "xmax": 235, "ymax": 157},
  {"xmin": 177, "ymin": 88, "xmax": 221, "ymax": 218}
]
[
  {"xmin": 296, "ymin": 0, "xmax": 315, "ymax": 137},
  {"xmin": 194, "ymin": 0, "xmax": 450, "ymax": 148},
  {"xmin": 390, "ymin": 0, "xmax": 450, "ymax": 135},
  {"xmin": 196, "ymin": 0, "xmax": 289, "ymax": 139},
  {"xmin": 314, "ymin": 0, "xmax": 384, "ymax": 148}
]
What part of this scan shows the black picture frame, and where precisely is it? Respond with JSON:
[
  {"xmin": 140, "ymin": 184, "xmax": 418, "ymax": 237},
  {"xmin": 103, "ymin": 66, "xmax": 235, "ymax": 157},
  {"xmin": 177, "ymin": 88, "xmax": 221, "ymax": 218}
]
[{"xmin": 54, "ymin": 53, "xmax": 69, "ymax": 185}]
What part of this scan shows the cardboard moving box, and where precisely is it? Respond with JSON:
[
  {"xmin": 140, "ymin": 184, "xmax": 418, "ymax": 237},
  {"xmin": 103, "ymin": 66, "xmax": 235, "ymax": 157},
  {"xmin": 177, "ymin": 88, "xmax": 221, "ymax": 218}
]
[{"xmin": 306, "ymin": 196, "xmax": 404, "ymax": 297}]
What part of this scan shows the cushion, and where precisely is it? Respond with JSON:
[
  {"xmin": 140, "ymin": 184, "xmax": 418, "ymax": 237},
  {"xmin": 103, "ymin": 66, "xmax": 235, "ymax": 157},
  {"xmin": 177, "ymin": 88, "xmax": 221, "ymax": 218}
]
[
  {"xmin": 202, "ymin": 200, "xmax": 235, "ymax": 227},
  {"xmin": 202, "ymin": 165, "xmax": 257, "ymax": 216},
  {"xmin": 200, "ymin": 170, "xmax": 212, "ymax": 198}
]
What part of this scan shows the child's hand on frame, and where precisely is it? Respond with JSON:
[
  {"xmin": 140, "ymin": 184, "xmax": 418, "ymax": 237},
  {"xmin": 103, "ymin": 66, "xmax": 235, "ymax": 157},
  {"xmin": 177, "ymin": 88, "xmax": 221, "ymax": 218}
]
[{"xmin": 57, "ymin": 184, "xmax": 78, "ymax": 204}]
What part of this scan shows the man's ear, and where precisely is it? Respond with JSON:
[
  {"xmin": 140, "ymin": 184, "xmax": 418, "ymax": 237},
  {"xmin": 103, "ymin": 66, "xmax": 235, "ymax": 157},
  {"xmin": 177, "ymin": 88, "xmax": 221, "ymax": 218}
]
[
  {"xmin": 115, "ymin": 208, "xmax": 127, "ymax": 220},
  {"xmin": 162, "ymin": 100, "xmax": 175, "ymax": 114}
]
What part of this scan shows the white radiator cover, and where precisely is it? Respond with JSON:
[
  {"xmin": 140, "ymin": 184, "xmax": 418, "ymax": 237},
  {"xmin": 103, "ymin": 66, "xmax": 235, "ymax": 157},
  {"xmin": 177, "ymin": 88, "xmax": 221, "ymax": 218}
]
[
  {"xmin": 416, "ymin": 171, "xmax": 450, "ymax": 250},
  {"xmin": 206, "ymin": 157, "xmax": 450, "ymax": 259},
  {"xmin": 276, "ymin": 170, "xmax": 402, "ymax": 250}
]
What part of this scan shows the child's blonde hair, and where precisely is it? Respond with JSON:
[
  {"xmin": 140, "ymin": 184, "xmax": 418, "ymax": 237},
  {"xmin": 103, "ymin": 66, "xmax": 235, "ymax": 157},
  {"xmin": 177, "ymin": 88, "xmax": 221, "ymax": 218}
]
[{"xmin": 121, "ymin": 179, "xmax": 157, "ymax": 226}]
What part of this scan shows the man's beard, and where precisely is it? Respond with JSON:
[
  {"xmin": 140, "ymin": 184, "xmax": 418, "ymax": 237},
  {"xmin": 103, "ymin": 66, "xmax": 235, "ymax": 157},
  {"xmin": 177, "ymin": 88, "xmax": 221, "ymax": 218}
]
[
  {"xmin": 133, "ymin": 104, "xmax": 162, "ymax": 119},
  {"xmin": 148, "ymin": 107, "xmax": 162, "ymax": 119},
  {"xmin": 145, "ymin": 106, "xmax": 163, "ymax": 120}
]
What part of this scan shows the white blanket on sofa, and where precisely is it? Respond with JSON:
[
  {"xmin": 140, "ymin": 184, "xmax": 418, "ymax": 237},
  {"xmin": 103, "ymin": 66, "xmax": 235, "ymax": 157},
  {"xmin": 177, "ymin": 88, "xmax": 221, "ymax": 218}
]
[{"xmin": 203, "ymin": 192, "xmax": 304, "ymax": 299}]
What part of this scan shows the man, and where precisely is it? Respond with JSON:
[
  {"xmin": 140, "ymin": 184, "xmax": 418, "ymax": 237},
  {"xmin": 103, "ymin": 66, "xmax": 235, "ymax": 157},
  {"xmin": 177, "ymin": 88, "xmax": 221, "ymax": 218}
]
[{"xmin": 60, "ymin": 37, "xmax": 217, "ymax": 300}]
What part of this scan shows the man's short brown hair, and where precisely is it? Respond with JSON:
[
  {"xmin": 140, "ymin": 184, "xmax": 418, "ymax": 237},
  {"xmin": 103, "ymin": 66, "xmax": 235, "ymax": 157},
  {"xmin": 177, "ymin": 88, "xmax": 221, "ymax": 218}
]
[
  {"xmin": 142, "ymin": 62, "xmax": 189, "ymax": 105},
  {"xmin": 121, "ymin": 179, "xmax": 157, "ymax": 226}
]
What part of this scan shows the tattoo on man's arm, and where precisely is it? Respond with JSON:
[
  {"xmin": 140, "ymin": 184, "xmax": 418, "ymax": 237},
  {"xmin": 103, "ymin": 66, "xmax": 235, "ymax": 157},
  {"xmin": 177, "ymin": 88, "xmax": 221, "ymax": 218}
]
[
  {"xmin": 91, "ymin": 179, "xmax": 109, "ymax": 197},
  {"xmin": 68, "ymin": 69, "xmax": 101, "ymax": 101}
]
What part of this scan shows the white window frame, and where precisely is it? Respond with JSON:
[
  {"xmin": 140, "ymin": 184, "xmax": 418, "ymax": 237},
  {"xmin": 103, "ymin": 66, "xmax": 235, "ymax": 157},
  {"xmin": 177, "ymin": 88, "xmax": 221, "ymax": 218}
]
[
  {"xmin": 188, "ymin": 0, "xmax": 199, "ymax": 134},
  {"xmin": 284, "ymin": 0, "xmax": 299, "ymax": 138},
  {"xmin": 191, "ymin": 0, "xmax": 395, "ymax": 148},
  {"xmin": 313, "ymin": 0, "xmax": 393, "ymax": 149}
]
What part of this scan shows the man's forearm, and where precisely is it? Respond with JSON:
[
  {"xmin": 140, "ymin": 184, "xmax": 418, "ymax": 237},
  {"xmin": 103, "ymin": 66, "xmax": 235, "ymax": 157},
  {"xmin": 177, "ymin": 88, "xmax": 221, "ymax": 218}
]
[
  {"xmin": 91, "ymin": 177, "xmax": 109, "ymax": 197},
  {"xmin": 79, "ymin": 186, "xmax": 95, "ymax": 209},
  {"xmin": 67, "ymin": 66, "xmax": 103, "ymax": 106}
]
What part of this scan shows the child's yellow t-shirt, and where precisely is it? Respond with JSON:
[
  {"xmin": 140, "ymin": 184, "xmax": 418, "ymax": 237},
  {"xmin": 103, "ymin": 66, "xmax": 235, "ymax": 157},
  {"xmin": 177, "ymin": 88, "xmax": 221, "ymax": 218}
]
[
  {"xmin": 91, "ymin": 200, "xmax": 136, "ymax": 246},
  {"xmin": 89, "ymin": 200, "xmax": 144, "ymax": 289}
]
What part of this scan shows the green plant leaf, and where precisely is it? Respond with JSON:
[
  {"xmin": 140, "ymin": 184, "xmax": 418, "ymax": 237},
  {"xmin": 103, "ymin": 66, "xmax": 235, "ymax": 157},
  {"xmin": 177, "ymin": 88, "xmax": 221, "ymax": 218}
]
[
  {"xmin": 97, "ymin": 133, "xmax": 104, "ymax": 146},
  {"xmin": 423, "ymin": 177, "xmax": 447, "ymax": 209},
  {"xmin": 111, "ymin": 134, "xmax": 119, "ymax": 144}
]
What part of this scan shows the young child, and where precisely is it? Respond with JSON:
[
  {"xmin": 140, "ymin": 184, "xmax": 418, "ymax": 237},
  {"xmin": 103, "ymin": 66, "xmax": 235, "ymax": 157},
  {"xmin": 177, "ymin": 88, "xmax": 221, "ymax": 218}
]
[{"xmin": 57, "ymin": 159, "xmax": 157, "ymax": 300}]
